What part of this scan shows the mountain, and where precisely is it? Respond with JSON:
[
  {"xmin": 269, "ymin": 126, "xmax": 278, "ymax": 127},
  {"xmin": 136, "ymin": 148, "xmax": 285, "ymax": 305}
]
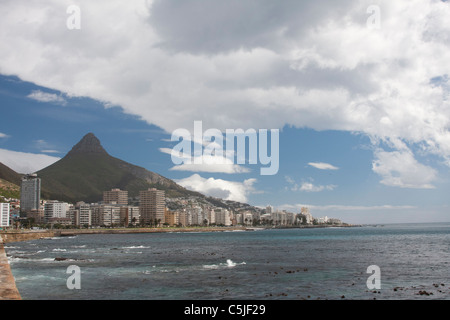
[
  {"xmin": 0, "ymin": 162, "xmax": 21, "ymax": 200},
  {"xmin": 37, "ymin": 133, "xmax": 203, "ymax": 203},
  {"xmin": 0, "ymin": 162, "xmax": 22, "ymax": 186}
]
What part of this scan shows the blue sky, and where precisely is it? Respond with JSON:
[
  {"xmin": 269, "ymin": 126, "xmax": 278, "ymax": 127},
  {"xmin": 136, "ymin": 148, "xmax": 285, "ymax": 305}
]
[{"xmin": 1, "ymin": 1, "xmax": 450, "ymax": 224}]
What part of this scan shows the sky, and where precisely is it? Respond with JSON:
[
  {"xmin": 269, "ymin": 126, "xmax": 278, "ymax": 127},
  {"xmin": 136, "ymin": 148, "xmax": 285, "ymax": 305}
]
[{"xmin": 1, "ymin": 0, "xmax": 450, "ymax": 224}]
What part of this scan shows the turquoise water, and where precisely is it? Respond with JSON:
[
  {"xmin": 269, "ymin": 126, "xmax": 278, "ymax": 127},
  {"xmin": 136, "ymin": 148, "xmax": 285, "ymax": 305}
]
[{"xmin": 5, "ymin": 223, "xmax": 450, "ymax": 300}]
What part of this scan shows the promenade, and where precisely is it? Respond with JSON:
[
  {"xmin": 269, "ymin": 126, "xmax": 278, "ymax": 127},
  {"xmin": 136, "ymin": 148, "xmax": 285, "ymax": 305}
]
[{"xmin": 0, "ymin": 239, "xmax": 21, "ymax": 300}]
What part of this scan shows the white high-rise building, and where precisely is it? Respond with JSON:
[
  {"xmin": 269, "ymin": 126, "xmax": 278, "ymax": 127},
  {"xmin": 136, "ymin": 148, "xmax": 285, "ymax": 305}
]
[
  {"xmin": 1, "ymin": 203, "xmax": 10, "ymax": 227},
  {"xmin": 300, "ymin": 207, "xmax": 313, "ymax": 224},
  {"xmin": 207, "ymin": 209, "xmax": 216, "ymax": 225},
  {"xmin": 244, "ymin": 212, "xmax": 253, "ymax": 225},
  {"xmin": 70, "ymin": 202, "xmax": 93, "ymax": 227},
  {"xmin": 44, "ymin": 201, "xmax": 70, "ymax": 222},
  {"xmin": 215, "ymin": 208, "xmax": 232, "ymax": 226}
]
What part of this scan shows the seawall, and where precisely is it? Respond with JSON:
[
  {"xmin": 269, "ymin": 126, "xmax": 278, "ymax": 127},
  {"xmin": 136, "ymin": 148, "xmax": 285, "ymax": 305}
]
[
  {"xmin": 0, "ymin": 239, "xmax": 21, "ymax": 300},
  {"xmin": 0, "ymin": 230, "xmax": 59, "ymax": 244},
  {"xmin": 57, "ymin": 226, "xmax": 247, "ymax": 236}
]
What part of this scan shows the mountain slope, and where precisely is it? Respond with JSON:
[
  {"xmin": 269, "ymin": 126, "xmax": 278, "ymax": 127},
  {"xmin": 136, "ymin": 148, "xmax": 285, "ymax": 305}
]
[
  {"xmin": 0, "ymin": 161, "xmax": 22, "ymax": 186},
  {"xmin": 0, "ymin": 178, "xmax": 20, "ymax": 200},
  {"xmin": 37, "ymin": 133, "xmax": 203, "ymax": 203},
  {"xmin": 0, "ymin": 162, "xmax": 21, "ymax": 200}
]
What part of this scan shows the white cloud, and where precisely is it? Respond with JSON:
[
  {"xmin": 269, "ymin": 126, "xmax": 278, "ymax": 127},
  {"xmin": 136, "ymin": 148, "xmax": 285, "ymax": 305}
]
[
  {"xmin": 41, "ymin": 150, "xmax": 60, "ymax": 154},
  {"xmin": 170, "ymin": 162, "xmax": 250, "ymax": 174},
  {"xmin": 160, "ymin": 147, "xmax": 249, "ymax": 174},
  {"xmin": 0, "ymin": 148, "xmax": 60, "ymax": 174},
  {"xmin": 308, "ymin": 162, "xmax": 339, "ymax": 170},
  {"xmin": 298, "ymin": 182, "xmax": 336, "ymax": 192},
  {"xmin": 286, "ymin": 176, "xmax": 336, "ymax": 192},
  {"xmin": 0, "ymin": 133, "xmax": 9, "ymax": 139},
  {"xmin": 175, "ymin": 174, "xmax": 256, "ymax": 203},
  {"xmin": 34, "ymin": 139, "xmax": 61, "ymax": 154},
  {"xmin": 284, "ymin": 175, "xmax": 295, "ymax": 185},
  {"xmin": 1, "ymin": 0, "xmax": 450, "ymax": 175},
  {"xmin": 372, "ymin": 148, "xmax": 437, "ymax": 189},
  {"xmin": 27, "ymin": 90, "xmax": 66, "ymax": 105}
]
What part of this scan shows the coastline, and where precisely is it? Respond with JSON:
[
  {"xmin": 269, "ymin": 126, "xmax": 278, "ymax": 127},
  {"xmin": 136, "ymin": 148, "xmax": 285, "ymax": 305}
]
[
  {"xmin": 0, "ymin": 226, "xmax": 249, "ymax": 243},
  {"xmin": 1, "ymin": 224, "xmax": 363, "ymax": 243},
  {"xmin": 56, "ymin": 226, "xmax": 249, "ymax": 237},
  {"xmin": 0, "ymin": 240, "xmax": 21, "ymax": 300}
]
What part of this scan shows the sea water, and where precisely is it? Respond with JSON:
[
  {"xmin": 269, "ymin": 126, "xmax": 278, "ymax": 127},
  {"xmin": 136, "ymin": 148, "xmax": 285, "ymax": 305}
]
[{"xmin": 5, "ymin": 223, "xmax": 450, "ymax": 300}]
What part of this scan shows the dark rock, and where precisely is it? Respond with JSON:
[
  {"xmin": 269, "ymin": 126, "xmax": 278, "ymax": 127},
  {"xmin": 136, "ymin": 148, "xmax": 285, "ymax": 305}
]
[
  {"xmin": 417, "ymin": 290, "xmax": 433, "ymax": 296},
  {"xmin": 54, "ymin": 257, "xmax": 68, "ymax": 261}
]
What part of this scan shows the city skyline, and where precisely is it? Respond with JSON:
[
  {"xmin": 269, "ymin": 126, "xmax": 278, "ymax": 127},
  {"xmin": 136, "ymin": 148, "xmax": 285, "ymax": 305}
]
[
  {"xmin": 9, "ymin": 184, "xmax": 344, "ymax": 229},
  {"xmin": 1, "ymin": 1, "xmax": 450, "ymax": 224}
]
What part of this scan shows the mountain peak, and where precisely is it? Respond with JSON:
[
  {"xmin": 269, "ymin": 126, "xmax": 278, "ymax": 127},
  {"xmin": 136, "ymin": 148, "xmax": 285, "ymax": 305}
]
[
  {"xmin": 38, "ymin": 132, "xmax": 202, "ymax": 203},
  {"xmin": 67, "ymin": 133, "xmax": 108, "ymax": 156}
]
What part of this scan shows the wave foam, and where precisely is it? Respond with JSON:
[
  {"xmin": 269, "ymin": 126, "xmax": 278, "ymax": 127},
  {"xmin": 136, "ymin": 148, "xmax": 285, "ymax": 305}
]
[
  {"xmin": 121, "ymin": 245, "xmax": 150, "ymax": 249},
  {"xmin": 203, "ymin": 259, "xmax": 246, "ymax": 269}
]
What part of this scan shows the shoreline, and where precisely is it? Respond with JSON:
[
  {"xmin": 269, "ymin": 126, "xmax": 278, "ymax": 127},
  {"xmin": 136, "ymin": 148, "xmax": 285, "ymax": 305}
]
[
  {"xmin": 0, "ymin": 241, "xmax": 21, "ymax": 300},
  {"xmin": 56, "ymin": 226, "xmax": 249, "ymax": 237},
  {"xmin": 1, "ymin": 224, "xmax": 364, "ymax": 243},
  {"xmin": 0, "ymin": 226, "xmax": 249, "ymax": 243}
]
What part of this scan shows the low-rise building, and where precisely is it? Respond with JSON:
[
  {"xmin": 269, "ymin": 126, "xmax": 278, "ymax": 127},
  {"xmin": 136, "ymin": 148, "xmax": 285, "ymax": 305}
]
[
  {"xmin": 93, "ymin": 205, "xmax": 121, "ymax": 227},
  {"xmin": 47, "ymin": 217, "xmax": 73, "ymax": 226},
  {"xmin": 26, "ymin": 209, "xmax": 45, "ymax": 225},
  {"xmin": 120, "ymin": 206, "xmax": 140, "ymax": 227},
  {"xmin": 328, "ymin": 218, "xmax": 342, "ymax": 225}
]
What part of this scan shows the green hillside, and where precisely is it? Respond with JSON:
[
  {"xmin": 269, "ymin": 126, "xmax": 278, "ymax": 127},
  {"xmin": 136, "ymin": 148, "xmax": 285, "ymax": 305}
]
[{"xmin": 0, "ymin": 178, "xmax": 20, "ymax": 200}]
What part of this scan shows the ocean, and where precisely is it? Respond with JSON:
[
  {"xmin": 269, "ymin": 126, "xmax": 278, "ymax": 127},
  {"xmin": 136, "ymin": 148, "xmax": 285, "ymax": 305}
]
[{"xmin": 4, "ymin": 223, "xmax": 450, "ymax": 300}]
